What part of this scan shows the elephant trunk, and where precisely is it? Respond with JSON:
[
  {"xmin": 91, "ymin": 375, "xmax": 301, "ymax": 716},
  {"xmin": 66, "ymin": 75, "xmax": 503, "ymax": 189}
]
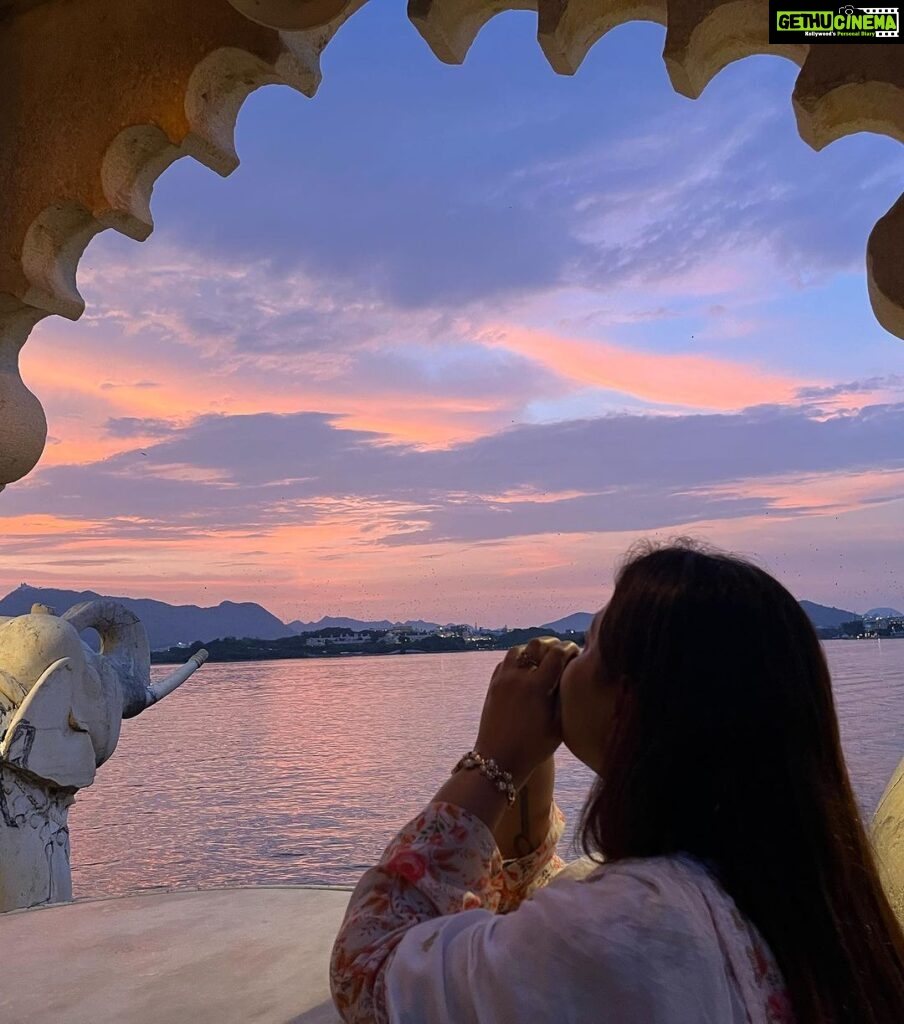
[{"xmin": 149, "ymin": 649, "xmax": 209, "ymax": 706}]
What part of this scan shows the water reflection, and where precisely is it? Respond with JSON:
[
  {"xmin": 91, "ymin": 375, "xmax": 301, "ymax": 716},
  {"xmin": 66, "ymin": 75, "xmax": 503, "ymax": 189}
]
[{"xmin": 70, "ymin": 643, "xmax": 904, "ymax": 900}]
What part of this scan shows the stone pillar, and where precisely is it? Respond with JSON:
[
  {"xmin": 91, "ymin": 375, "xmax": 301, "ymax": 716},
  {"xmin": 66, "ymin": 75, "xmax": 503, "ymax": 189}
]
[{"xmin": 873, "ymin": 754, "xmax": 904, "ymax": 922}]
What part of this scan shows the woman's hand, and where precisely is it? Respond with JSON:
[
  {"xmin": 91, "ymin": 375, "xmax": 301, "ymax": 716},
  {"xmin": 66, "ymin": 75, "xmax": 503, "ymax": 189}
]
[
  {"xmin": 432, "ymin": 637, "xmax": 579, "ymax": 837},
  {"xmin": 475, "ymin": 637, "xmax": 580, "ymax": 789}
]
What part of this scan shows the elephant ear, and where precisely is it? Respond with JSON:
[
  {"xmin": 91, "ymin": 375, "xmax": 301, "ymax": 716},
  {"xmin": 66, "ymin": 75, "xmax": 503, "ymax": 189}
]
[{"xmin": 0, "ymin": 657, "xmax": 96, "ymax": 790}]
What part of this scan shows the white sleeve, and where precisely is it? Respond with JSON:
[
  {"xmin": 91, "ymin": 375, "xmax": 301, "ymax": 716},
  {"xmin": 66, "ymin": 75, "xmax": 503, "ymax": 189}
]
[{"xmin": 383, "ymin": 863, "xmax": 742, "ymax": 1024}]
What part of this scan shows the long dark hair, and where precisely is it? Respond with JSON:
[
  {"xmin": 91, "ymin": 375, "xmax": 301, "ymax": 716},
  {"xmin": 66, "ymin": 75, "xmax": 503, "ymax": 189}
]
[{"xmin": 579, "ymin": 539, "xmax": 904, "ymax": 1024}]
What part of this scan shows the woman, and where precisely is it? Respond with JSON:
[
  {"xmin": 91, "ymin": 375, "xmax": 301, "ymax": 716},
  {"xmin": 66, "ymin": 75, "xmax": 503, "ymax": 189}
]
[{"xmin": 330, "ymin": 541, "xmax": 904, "ymax": 1023}]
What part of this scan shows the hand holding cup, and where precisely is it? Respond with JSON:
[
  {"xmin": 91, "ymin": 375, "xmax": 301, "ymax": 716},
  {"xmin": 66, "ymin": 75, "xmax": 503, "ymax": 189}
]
[{"xmin": 474, "ymin": 636, "xmax": 580, "ymax": 788}]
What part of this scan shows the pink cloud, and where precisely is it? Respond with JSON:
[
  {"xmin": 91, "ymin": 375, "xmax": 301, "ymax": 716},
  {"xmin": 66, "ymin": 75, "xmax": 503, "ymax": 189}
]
[
  {"xmin": 20, "ymin": 318, "xmax": 528, "ymax": 464},
  {"xmin": 477, "ymin": 324, "xmax": 810, "ymax": 411},
  {"xmin": 693, "ymin": 467, "xmax": 904, "ymax": 518}
]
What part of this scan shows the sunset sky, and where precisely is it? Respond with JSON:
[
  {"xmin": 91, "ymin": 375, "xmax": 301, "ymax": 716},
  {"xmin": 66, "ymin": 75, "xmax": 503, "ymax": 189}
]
[{"xmin": 3, "ymin": 8, "xmax": 904, "ymax": 625}]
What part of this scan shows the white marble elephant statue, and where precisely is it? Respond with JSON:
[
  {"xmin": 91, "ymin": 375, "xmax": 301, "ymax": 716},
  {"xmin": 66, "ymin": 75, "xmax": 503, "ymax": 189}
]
[{"xmin": 0, "ymin": 601, "xmax": 206, "ymax": 912}]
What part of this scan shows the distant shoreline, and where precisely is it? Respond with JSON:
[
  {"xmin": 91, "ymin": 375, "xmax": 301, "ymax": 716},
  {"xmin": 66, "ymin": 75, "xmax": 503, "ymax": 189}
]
[
  {"xmin": 152, "ymin": 648, "xmax": 498, "ymax": 666},
  {"xmin": 149, "ymin": 632, "xmax": 890, "ymax": 665},
  {"xmin": 149, "ymin": 627, "xmax": 578, "ymax": 665}
]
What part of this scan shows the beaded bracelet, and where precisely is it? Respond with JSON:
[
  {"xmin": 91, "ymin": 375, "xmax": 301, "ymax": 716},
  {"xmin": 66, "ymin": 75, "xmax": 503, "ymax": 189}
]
[{"xmin": 452, "ymin": 750, "xmax": 517, "ymax": 806}]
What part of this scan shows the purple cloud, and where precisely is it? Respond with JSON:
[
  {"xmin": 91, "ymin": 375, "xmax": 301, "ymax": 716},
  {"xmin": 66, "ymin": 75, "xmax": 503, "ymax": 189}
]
[{"xmin": 4, "ymin": 403, "xmax": 903, "ymax": 545}]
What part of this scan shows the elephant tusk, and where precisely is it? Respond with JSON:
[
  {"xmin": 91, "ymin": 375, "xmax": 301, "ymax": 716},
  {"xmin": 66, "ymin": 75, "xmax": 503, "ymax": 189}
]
[{"xmin": 146, "ymin": 649, "xmax": 209, "ymax": 707}]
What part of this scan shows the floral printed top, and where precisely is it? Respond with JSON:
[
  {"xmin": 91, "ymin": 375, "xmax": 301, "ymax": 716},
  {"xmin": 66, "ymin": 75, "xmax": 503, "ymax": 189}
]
[{"xmin": 330, "ymin": 801, "xmax": 795, "ymax": 1024}]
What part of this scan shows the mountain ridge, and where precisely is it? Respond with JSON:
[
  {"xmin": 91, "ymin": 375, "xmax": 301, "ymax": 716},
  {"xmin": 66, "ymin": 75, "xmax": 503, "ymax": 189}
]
[
  {"xmin": 863, "ymin": 606, "xmax": 903, "ymax": 619},
  {"xmin": 540, "ymin": 612, "xmax": 595, "ymax": 633},
  {"xmin": 0, "ymin": 585, "xmax": 292, "ymax": 650},
  {"xmin": 288, "ymin": 616, "xmax": 442, "ymax": 633},
  {"xmin": 0, "ymin": 585, "xmax": 893, "ymax": 650},
  {"xmin": 798, "ymin": 600, "xmax": 860, "ymax": 628}
]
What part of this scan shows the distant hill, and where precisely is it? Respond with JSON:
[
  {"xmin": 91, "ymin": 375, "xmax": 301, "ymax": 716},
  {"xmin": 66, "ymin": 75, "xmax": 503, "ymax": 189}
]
[
  {"xmin": 2, "ymin": 583, "xmax": 892, "ymax": 651},
  {"xmin": 540, "ymin": 612, "xmax": 594, "ymax": 633},
  {"xmin": 288, "ymin": 616, "xmax": 441, "ymax": 633},
  {"xmin": 796, "ymin": 601, "xmax": 861, "ymax": 628},
  {"xmin": 863, "ymin": 607, "xmax": 903, "ymax": 619},
  {"xmin": 542, "ymin": 603, "xmax": 866, "ymax": 633},
  {"xmin": 0, "ymin": 585, "xmax": 292, "ymax": 650},
  {"xmin": 288, "ymin": 616, "xmax": 392, "ymax": 633}
]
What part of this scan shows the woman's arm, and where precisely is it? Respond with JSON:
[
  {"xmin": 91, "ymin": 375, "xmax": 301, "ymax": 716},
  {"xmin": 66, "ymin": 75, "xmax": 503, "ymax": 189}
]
[
  {"xmin": 330, "ymin": 640, "xmax": 576, "ymax": 1023},
  {"xmin": 494, "ymin": 756, "xmax": 557, "ymax": 859},
  {"xmin": 329, "ymin": 785, "xmax": 565, "ymax": 1023},
  {"xmin": 491, "ymin": 756, "xmax": 567, "ymax": 912}
]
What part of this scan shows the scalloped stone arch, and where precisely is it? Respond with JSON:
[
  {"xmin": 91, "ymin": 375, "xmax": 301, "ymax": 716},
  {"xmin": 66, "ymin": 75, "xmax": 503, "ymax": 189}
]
[{"xmin": 0, "ymin": 0, "xmax": 364, "ymax": 484}]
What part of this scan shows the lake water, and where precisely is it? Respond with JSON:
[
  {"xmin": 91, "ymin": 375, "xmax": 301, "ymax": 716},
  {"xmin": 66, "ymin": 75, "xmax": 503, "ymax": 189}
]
[{"xmin": 70, "ymin": 642, "xmax": 904, "ymax": 901}]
